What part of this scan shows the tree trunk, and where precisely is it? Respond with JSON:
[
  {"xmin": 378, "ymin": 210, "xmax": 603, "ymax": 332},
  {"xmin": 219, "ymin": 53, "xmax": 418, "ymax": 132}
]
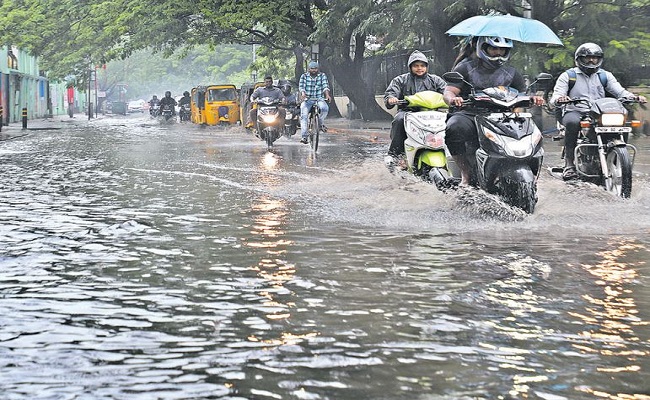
[{"xmin": 328, "ymin": 60, "xmax": 392, "ymax": 121}]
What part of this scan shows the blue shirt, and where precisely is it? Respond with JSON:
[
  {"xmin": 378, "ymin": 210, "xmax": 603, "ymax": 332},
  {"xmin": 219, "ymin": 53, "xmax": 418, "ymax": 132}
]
[{"xmin": 299, "ymin": 72, "xmax": 330, "ymax": 100}]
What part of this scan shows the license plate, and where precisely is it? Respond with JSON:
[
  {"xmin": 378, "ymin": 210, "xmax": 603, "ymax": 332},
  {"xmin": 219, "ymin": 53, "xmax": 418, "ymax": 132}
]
[{"xmin": 595, "ymin": 127, "xmax": 631, "ymax": 133}]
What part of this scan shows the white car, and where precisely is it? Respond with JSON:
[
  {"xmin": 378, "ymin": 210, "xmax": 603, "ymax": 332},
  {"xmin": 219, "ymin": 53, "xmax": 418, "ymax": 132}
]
[{"xmin": 128, "ymin": 99, "xmax": 146, "ymax": 113}]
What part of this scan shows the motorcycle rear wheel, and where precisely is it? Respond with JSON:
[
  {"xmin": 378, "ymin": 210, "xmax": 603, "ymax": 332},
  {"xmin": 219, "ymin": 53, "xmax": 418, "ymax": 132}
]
[{"xmin": 605, "ymin": 147, "xmax": 632, "ymax": 198}]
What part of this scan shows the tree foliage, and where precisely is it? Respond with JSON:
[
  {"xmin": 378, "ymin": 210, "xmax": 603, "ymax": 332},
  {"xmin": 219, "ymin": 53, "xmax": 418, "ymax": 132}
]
[{"xmin": 1, "ymin": 0, "xmax": 649, "ymax": 119}]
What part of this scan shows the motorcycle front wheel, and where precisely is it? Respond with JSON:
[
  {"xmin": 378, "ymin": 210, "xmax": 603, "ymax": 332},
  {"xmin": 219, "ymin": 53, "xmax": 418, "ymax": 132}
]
[
  {"xmin": 266, "ymin": 131, "xmax": 274, "ymax": 150},
  {"xmin": 502, "ymin": 179, "xmax": 537, "ymax": 214},
  {"xmin": 605, "ymin": 147, "xmax": 632, "ymax": 198}
]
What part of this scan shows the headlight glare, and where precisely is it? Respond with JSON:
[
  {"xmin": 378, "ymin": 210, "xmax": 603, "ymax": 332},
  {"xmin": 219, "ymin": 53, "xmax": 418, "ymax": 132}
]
[{"xmin": 601, "ymin": 113, "xmax": 625, "ymax": 126}]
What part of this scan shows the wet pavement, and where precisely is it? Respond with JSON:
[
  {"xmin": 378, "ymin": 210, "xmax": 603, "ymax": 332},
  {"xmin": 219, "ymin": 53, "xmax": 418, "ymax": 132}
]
[{"xmin": 1, "ymin": 113, "xmax": 649, "ymax": 399}]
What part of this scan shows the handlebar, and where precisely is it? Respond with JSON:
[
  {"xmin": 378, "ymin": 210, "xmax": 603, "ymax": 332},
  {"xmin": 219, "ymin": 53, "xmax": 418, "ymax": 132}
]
[{"xmin": 557, "ymin": 96, "xmax": 645, "ymax": 107}]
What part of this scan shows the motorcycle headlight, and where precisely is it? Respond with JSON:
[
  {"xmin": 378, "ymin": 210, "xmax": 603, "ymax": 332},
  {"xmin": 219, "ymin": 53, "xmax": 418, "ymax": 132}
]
[
  {"xmin": 600, "ymin": 113, "xmax": 625, "ymax": 126},
  {"xmin": 424, "ymin": 132, "xmax": 445, "ymax": 149},
  {"xmin": 483, "ymin": 129, "xmax": 538, "ymax": 158},
  {"xmin": 261, "ymin": 114, "xmax": 277, "ymax": 123}
]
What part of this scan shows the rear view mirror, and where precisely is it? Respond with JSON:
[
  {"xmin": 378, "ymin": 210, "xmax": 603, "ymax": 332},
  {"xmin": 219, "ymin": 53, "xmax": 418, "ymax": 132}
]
[{"xmin": 442, "ymin": 71, "xmax": 464, "ymax": 83}]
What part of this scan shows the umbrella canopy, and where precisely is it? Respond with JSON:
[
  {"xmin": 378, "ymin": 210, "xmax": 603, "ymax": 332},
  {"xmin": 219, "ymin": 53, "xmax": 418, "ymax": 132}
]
[{"xmin": 446, "ymin": 14, "xmax": 563, "ymax": 45}]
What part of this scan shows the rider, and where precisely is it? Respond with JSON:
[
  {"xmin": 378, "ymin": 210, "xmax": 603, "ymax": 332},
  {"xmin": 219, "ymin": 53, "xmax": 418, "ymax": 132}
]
[
  {"xmin": 299, "ymin": 61, "xmax": 332, "ymax": 144},
  {"xmin": 177, "ymin": 91, "xmax": 191, "ymax": 121},
  {"xmin": 279, "ymin": 80, "xmax": 299, "ymax": 132},
  {"xmin": 148, "ymin": 95, "xmax": 160, "ymax": 115},
  {"xmin": 383, "ymin": 50, "xmax": 447, "ymax": 167},
  {"xmin": 178, "ymin": 91, "xmax": 191, "ymax": 107},
  {"xmin": 279, "ymin": 80, "xmax": 298, "ymax": 108},
  {"xmin": 247, "ymin": 75, "xmax": 285, "ymax": 130},
  {"xmin": 549, "ymin": 42, "xmax": 647, "ymax": 180},
  {"xmin": 443, "ymin": 36, "xmax": 544, "ymax": 185},
  {"xmin": 159, "ymin": 91, "xmax": 177, "ymax": 115}
]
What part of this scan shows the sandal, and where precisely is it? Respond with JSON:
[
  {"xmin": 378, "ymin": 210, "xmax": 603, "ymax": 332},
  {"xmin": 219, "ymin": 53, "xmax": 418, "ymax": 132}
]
[{"xmin": 562, "ymin": 166, "xmax": 578, "ymax": 181}]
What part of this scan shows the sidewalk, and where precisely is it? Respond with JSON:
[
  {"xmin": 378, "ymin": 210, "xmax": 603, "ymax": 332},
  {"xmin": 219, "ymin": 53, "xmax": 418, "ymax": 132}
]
[
  {"xmin": 325, "ymin": 117, "xmax": 392, "ymax": 139},
  {"xmin": 0, "ymin": 114, "xmax": 92, "ymax": 141}
]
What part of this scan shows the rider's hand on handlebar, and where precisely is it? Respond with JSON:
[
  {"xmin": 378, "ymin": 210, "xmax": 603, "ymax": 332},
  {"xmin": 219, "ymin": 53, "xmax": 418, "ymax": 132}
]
[
  {"xmin": 387, "ymin": 97, "xmax": 399, "ymax": 106},
  {"xmin": 449, "ymin": 96, "xmax": 464, "ymax": 107},
  {"xmin": 556, "ymin": 96, "xmax": 571, "ymax": 104},
  {"xmin": 530, "ymin": 95, "xmax": 545, "ymax": 106},
  {"xmin": 637, "ymin": 95, "xmax": 648, "ymax": 104}
]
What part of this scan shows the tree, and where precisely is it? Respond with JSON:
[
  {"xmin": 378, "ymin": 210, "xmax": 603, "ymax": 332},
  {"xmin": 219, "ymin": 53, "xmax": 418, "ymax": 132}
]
[{"xmin": 2, "ymin": 0, "xmax": 649, "ymax": 121}]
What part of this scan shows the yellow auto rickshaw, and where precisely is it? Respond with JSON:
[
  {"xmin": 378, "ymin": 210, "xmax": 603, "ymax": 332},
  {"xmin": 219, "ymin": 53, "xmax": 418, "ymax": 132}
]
[
  {"xmin": 239, "ymin": 81, "xmax": 266, "ymax": 127},
  {"xmin": 203, "ymin": 84, "xmax": 241, "ymax": 126},
  {"xmin": 190, "ymin": 86, "xmax": 207, "ymax": 124}
]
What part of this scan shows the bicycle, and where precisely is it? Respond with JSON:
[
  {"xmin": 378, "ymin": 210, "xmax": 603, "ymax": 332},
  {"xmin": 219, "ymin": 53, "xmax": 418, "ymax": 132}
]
[{"xmin": 306, "ymin": 102, "xmax": 321, "ymax": 152}]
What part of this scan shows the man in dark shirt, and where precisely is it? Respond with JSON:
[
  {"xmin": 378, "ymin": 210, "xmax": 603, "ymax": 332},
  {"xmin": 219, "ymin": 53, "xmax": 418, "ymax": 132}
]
[{"xmin": 443, "ymin": 36, "xmax": 543, "ymax": 185}]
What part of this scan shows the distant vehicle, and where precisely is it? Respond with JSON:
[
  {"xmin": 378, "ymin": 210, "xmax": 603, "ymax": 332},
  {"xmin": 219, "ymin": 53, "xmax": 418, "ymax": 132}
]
[
  {"xmin": 128, "ymin": 99, "xmax": 146, "ymax": 113},
  {"xmin": 191, "ymin": 84, "xmax": 241, "ymax": 126}
]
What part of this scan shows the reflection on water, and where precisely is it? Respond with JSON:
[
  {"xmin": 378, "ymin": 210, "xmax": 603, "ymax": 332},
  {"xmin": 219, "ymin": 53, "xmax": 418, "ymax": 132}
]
[
  {"xmin": 570, "ymin": 238, "xmax": 649, "ymax": 398},
  {"xmin": 0, "ymin": 116, "xmax": 649, "ymax": 399}
]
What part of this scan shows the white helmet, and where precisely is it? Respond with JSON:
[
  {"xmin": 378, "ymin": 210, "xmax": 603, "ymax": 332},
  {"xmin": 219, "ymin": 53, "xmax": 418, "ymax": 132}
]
[{"xmin": 477, "ymin": 36, "xmax": 513, "ymax": 69}]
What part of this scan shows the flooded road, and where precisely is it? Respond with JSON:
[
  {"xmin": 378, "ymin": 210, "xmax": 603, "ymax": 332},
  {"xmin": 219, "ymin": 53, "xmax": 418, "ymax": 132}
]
[{"xmin": 1, "ymin": 114, "xmax": 649, "ymax": 399}]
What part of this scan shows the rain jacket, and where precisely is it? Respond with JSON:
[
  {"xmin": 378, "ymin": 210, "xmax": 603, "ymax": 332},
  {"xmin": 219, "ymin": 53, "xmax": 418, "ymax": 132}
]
[{"xmin": 383, "ymin": 51, "xmax": 447, "ymax": 109}]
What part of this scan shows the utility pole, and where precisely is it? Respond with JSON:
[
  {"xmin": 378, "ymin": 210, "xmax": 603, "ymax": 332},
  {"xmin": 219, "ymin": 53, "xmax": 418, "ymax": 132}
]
[{"xmin": 522, "ymin": 0, "xmax": 532, "ymax": 18}]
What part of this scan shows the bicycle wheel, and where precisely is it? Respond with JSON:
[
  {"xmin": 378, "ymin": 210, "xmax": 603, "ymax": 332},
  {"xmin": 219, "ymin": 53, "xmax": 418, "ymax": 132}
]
[{"xmin": 309, "ymin": 113, "xmax": 320, "ymax": 152}]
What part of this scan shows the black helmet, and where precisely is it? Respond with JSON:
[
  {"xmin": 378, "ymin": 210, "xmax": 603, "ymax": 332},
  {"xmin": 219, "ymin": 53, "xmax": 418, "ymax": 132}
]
[
  {"xmin": 280, "ymin": 83, "xmax": 292, "ymax": 95},
  {"xmin": 575, "ymin": 43, "xmax": 603, "ymax": 75},
  {"xmin": 165, "ymin": 90, "xmax": 171, "ymax": 98},
  {"xmin": 183, "ymin": 91, "xmax": 189, "ymax": 97}
]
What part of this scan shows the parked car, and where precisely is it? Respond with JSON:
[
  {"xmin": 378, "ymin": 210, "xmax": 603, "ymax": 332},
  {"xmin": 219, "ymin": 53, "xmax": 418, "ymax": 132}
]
[{"xmin": 128, "ymin": 99, "xmax": 146, "ymax": 113}]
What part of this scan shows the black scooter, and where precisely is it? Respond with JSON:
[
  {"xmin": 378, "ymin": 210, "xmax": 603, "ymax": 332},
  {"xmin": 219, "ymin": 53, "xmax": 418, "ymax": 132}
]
[{"xmin": 442, "ymin": 71, "xmax": 553, "ymax": 213}]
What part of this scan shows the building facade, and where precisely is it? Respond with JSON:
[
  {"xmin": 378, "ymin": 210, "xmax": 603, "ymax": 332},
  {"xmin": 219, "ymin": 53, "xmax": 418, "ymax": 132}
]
[{"xmin": 0, "ymin": 46, "xmax": 86, "ymax": 124}]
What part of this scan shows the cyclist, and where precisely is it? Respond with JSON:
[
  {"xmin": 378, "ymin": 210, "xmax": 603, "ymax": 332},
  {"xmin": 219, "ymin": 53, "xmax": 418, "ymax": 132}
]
[{"xmin": 299, "ymin": 61, "xmax": 332, "ymax": 144}]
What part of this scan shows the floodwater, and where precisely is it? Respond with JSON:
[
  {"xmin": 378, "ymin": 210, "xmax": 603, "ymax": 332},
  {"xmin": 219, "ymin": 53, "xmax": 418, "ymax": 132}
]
[{"xmin": 1, "ymin": 114, "xmax": 649, "ymax": 400}]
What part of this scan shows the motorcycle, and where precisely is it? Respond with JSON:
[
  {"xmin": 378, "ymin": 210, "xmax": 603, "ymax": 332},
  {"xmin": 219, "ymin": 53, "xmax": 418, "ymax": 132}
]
[
  {"xmin": 179, "ymin": 102, "xmax": 191, "ymax": 122},
  {"xmin": 284, "ymin": 102, "xmax": 300, "ymax": 138},
  {"xmin": 549, "ymin": 97, "xmax": 642, "ymax": 198},
  {"xmin": 389, "ymin": 91, "xmax": 458, "ymax": 190},
  {"xmin": 441, "ymin": 71, "xmax": 553, "ymax": 214},
  {"xmin": 160, "ymin": 104, "xmax": 175, "ymax": 122},
  {"xmin": 149, "ymin": 103, "xmax": 160, "ymax": 118},
  {"xmin": 255, "ymin": 97, "xmax": 284, "ymax": 150}
]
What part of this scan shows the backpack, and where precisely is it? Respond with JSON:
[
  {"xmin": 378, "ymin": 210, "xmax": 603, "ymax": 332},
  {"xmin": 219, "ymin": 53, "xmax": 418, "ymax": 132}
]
[
  {"xmin": 555, "ymin": 68, "xmax": 609, "ymax": 122},
  {"xmin": 566, "ymin": 68, "xmax": 608, "ymax": 94}
]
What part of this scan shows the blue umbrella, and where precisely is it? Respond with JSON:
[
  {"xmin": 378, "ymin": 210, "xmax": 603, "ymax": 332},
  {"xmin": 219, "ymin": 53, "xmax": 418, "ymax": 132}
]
[{"xmin": 446, "ymin": 14, "xmax": 563, "ymax": 45}]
